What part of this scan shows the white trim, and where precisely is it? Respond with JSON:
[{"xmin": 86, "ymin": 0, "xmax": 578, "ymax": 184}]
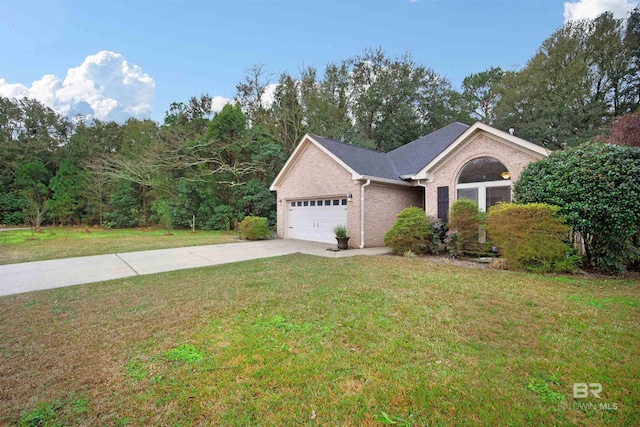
[
  {"xmin": 357, "ymin": 175, "xmax": 415, "ymax": 187},
  {"xmin": 457, "ymin": 180, "xmax": 512, "ymax": 189},
  {"xmin": 359, "ymin": 179, "xmax": 371, "ymax": 249},
  {"xmin": 412, "ymin": 122, "xmax": 549, "ymax": 180}
]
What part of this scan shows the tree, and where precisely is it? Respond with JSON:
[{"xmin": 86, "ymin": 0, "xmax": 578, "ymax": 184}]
[
  {"xmin": 348, "ymin": 48, "xmax": 462, "ymax": 151},
  {"xmin": 235, "ymin": 64, "xmax": 273, "ymax": 127},
  {"xmin": 299, "ymin": 64, "xmax": 352, "ymax": 143},
  {"xmin": 82, "ymin": 159, "xmax": 111, "ymax": 226},
  {"xmin": 495, "ymin": 20, "xmax": 605, "ymax": 149},
  {"xmin": 270, "ymin": 72, "xmax": 306, "ymax": 157},
  {"xmin": 587, "ymin": 12, "xmax": 629, "ymax": 116},
  {"xmin": 461, "ymin": 66, "xmax": 504, "ymax": 124},
  {"xmin": 624, "ymin": 5, "xmax": 640, "ymax": 110},
  {"xmin": 163, "ymin": 93, "xmax": 213, "ymax": 138},
  {"xmin": 15, "ymin": 160, "xmax": 51, "ymax": 232},
  {"xmin": 48, "ymin": 159, "xmax": 85, "ymax": 225},
  {"xmin": 600, "ymin": 110, "xmax": 640, "ymax": 146},
  {"xmin": 0, "ymin": 96, "xmax": 70, "ymax": 178},
  {"xmin": 494, "ymin": 12, "xmax": 639, "ymax": 148},
  {"xmin": 514, "ymin": 142, "xmax": 640, "ymax": 271},
  {"xmin": 104, "ymin": 180, "xmax": 139, "ymax": 228}
]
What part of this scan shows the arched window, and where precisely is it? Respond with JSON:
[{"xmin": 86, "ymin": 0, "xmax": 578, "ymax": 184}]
[{"xmin": 456, "ymin": 157, "xmax": 511, "ymax": 211}]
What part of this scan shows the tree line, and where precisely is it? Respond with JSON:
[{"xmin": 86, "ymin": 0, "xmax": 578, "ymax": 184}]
[{"xmin": 1, "ymin": 9, "xmax": 638, "ymax": 230}]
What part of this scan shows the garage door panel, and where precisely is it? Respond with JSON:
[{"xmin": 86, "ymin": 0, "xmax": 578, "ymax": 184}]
[{"xmin": 288, "ymin": 198, "xmax": 347, "ymax": 244}]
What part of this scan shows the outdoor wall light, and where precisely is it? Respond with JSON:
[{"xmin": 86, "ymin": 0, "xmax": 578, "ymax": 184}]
[
  {"xmin": 347, "ymin": 193, "xmax": 353, "ymax": 202},
  {"xmin": 278, "ymin": 198, "xmax": 283, "ymax": 205},
  {"xmin": 501, "ymin": 171, "xmax": 511, "ymax": 180}
]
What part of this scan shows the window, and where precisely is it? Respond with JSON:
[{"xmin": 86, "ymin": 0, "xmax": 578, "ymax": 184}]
[
  {"xmin": 317, "ymin": 200, "xmax": 323, "ymax": 206},
  {"xmin": 457, "ymin": 188, "xmax": 478, "ymax": 204},
  {"xmin": 297, "ymin": 201, "xmax": 302, "ymax": 207},
  {"xmin": 290, "ymin": 201, "xmax": 295, "ymax": 208},
  {"xmin": 456, "ymin": 157, "xmax": 511, "ymax": 211},
  {"xmin": 341, "ymin": 199, "xmax": 347, "ymax": 205},
  {"xmin": 310, "ymin": 200, "xmax": 316, "ymax": 206},
  {"xmin": 303, "ymin": 201, "xmax": 309, "ymax": 206},
  {"xmin": 332, "ymin": 199, "xmax": 340, "ymax": 206},
  {"xmin": 487, "ymin": 186, "xmax": 511, "ymax": 207}
]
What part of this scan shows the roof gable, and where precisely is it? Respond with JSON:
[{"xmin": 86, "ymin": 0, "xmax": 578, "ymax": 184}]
[
  {"xmin": 412, "ymin": 122, "xmax": 549, "ymax": 180},
  {"xmin": 309, "ymin": 134, "xmax": 400, "ymax": 182}
]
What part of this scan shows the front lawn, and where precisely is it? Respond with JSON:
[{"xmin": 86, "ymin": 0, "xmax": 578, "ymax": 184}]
[
  {"xmin": 0, "ymin": 227, "xmax": 237, "ymax": 265},
  {"xmin": 0, "ymin": 255, "xmax": 638, "ymax": 425}
]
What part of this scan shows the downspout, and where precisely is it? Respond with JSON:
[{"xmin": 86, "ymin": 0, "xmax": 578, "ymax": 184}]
[
  {"xmin": 359, "ymin": 179, "xmax": 371, "ymax": 249},
  {"xmin": 416, "ymin": 180, "xmax": 428, "ymax": 214}
]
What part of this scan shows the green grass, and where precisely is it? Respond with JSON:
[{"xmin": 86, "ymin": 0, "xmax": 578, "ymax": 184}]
[
  {"xmin": 0, "ymin": 255, "xmax": 638, "ymax": 426},
  {"xmin": 0, "ymin": 227, "xmax": 237, "ymax": 265}
]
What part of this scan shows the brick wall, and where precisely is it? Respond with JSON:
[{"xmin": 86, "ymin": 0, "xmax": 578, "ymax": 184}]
[
  {"xmin": 424, "ymin": 132, "xmax": 545, "ymax": 217},
  {"xmin": 363, "ymin": 184, "xmax": 422, "ymax": 247}
]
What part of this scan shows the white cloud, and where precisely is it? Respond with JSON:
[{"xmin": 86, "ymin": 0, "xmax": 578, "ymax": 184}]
[
  {"xmin": 0, "ymin": 51, "xmax": 155, "ymax": 122},
  {"xmin": 211, "ymin": 96, "xmax": 233, "ymax": 113},
  {"xmin": 261, "ymin": 83, "xmax": 278, "ymax": 109},
  {"xmin": 564, "ymin": 0, "xmax": 638, "ymax": 22}
]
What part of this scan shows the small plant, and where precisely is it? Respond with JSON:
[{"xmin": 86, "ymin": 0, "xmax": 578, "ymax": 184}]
[
  {"xmin": 151, "ymin": 198, "xmax": 174, "ymax": 234},
  {"xmin": 238, "ymin": 216, "xmax": 271, "ymax": 240},
  {"xmin": 19, "ymin": 401, "xmax": 59, "ymax": 427},
  {"xmin": 375, "ymin": 411, "xmax": 412, "ymax": 426},
  {"xmin": 164, "ymin": 344, "xmax": 205, "ymax": 363},
  {"xmin": 333, "ymin": 224, "xmax": 348, "ymax": 237},
  {"xmin": 125, "ymin": 359, "xmax": 147, "ymax": 382},
  {"xmin": 526, "ymin": 372, "xmax": 564, "ymax": 403}
]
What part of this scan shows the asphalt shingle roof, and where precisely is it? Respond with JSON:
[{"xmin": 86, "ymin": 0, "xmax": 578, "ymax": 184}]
[
  {"xmin": 308, "ymin": 122, "xmax": 470, "ymax": 182},
  {"xmin": 309, "ymin": 134, "xmax": 401, "ymax": 181},
  {"xmin": 387, "ymin": 122, "xmax": 470, "ymax": 176}
]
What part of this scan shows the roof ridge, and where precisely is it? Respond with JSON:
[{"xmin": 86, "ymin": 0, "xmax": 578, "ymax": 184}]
[{"xmin": 307, "ymin": 134, "xmax": 386, "ymax": 155}]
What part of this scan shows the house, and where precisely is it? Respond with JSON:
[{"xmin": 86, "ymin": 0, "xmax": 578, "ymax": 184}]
[{"xmin": 269, "ymin": 122, "xmax": 548, "ymax": 248}]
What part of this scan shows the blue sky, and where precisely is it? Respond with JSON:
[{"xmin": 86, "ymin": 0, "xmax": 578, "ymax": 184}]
[{"xmin": 0, "ymin": 0, "xmax": 637, "ymax": 123}]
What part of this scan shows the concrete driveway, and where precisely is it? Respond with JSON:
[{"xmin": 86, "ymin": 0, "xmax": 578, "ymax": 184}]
[{"xmin": 0, "ymin": 239, "xmax": 390, "ymax": 297}]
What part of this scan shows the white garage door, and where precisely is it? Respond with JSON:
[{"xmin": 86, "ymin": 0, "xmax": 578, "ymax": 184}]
[{"xmin": 287, "ymin": 198, "xmax": 348, "ymax": 244}]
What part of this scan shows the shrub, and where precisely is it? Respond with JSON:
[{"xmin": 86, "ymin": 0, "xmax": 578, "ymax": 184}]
[
  {"xmin": 487, "ymin": 202, "xmax": 578, "ymax": 273},
  {"xmin": 384, "ymin": 207, "xmax": 439, "ymax": 255},
  {"xmin": 239, "ymin": 216, "xmax": 271, "ymax": 240},
  {"xmin": 446, "ymin": 199, "xmax": 485, "ymax": 256},
  {"xmin": 208, "ymin": 205, "xmax": 237, "ymax": 230},
  {"xmin": 151, "ymin": 198, "xmax": 173, "ymax": 233},
  {"xmin": 333, "ymin": 224, "xmax": 348, "ymax": 237},
  {"xmin": 515, "ymin": 142, "xmax": 640, "ymax": 272}
]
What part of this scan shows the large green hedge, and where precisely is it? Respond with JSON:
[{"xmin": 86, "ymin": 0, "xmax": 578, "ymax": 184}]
[{"xmin": 514, "ymin": 142, "xmax": 640, "ymax": 272}]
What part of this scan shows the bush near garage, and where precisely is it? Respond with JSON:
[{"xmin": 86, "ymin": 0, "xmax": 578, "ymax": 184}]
[
  {"xmin": 384, "ymin": 207, "xmax": 439, "ymax": 255},
  {"xmin": 238, "ymin": 216, "xmax": 271, "ymax": 240},
  {"xmin": 487, "ymin": 202, "xmax": 578, "ymax": 273}
]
